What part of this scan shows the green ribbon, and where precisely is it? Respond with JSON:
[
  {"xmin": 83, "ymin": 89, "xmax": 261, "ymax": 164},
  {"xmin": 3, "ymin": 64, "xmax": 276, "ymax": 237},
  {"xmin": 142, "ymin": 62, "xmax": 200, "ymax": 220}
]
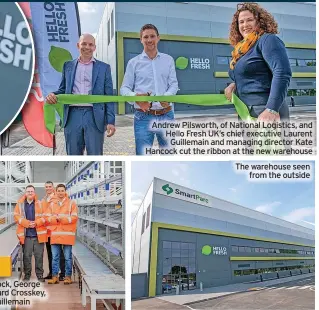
[{"xmin": 44, "ymin": 93, "xmax": 254, "ymax": 134}]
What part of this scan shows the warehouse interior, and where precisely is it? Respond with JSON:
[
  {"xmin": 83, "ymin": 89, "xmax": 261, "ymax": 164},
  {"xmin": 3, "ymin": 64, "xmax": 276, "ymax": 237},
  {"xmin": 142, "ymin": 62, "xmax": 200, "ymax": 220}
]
[{"xmin": 0, "ymin": 161, "xmax": 125, "ymax": 310}]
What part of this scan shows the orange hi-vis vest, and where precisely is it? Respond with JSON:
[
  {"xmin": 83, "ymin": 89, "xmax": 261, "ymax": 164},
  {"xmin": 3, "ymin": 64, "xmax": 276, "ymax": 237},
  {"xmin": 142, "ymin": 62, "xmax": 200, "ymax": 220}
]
[
  {"xmin": 42, "ymin": 192, "xmax": 58, "ymax": 238},
  {"xmin": 46, "ymin": 195, "xmax": 78, "ymax": 246},
  {"xmin": 13, "ymin": 195, "xmax": 47, "ymax": 245}
]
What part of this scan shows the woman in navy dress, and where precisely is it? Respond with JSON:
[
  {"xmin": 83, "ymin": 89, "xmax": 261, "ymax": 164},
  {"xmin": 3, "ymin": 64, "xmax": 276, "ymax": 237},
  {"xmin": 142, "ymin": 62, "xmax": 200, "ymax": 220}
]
[{"xmin": 225, "ymin": 3, "xmax": 292, "ymax": 121}]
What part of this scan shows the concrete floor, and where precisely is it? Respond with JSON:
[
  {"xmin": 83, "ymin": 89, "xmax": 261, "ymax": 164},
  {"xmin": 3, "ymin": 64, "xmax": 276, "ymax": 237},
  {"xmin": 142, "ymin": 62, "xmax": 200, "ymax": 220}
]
[{"xmin": 14, "ymin": 246, "xmax": 106, "ymax": 309}]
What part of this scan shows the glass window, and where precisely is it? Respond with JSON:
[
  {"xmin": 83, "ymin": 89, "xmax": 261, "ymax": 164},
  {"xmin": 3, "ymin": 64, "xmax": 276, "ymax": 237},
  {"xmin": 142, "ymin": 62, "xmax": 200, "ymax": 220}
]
[
  {"xmin": 309, "ymin": 89, "xmax": 316, "ymax": 96},
  {"xmin": 111, "ymin": 10, "xmax": 114, "ymax": 40},
  {"xmin": 163, "ymin": 257, "xmax": 171, "ymax": 267},
  {"xmin": 181, "ymin": 243, "xmax": 189, "ymax": 249},
  {"xmin": 289, "ymin": 89, "xmax": 298, "ymax": 96},
  {"xmin": 141, "ymin": 213, "xmax": 145, "ymax": 235},
  {"xmin": 300, "ymin": 89, "xmax": 309, "ymax": 96},
  {"xmin": 189, "ymin": 243, "xmax": 195, "ymax": 250},
  {"xmin": 234, "ymin": 270, "xmax": 242, "ymax": 276},
  {"xmin": 297, "ymin": 59, "xmax": 307, "ymax": 67},
  {"xmin": 275, "ymin": 249, "xmax": 280, "ymax": 254},
  {"xmin": 217, "ymin": 56, "xmax": 229, "ymax": 65},
  {"xmin": 189, "ymin": 249, "xmax": 196, "ymax": 257},
  {"xmin": 264, "ymin": 248, "xmax": 269, "ymax": 253},
  {"xmin": 146, "ymin": 205, "xmax": 151, "ymax": 228},
  {"xmin": 172, "ymin": 249, "xmax": 181, "ymax": 257},
  {"xmin": 181, "ymin": 258, "xmax": 188, "ymax": 269},
  {"xmin": 163, "ymin": 248, "xmax": 171, "ymax": 259},
  {"xmin": 181, "ymin": 249, "xmax": 189, "ymax": 257},
  {"xmin": 172, "ymin": 242, "xmax": 181, "ymax": 249},
  {"xmin": 171, "ymin": 258, "xmax": 181, "ymax": 268},
  {"xmin": 232, "ymin": 246, "xmax": 239, "ymax": 252},
  {"xmin": 245, "ymin": 247, "xmax": 252, "ymax": 252},
  {"xmin": 269, "ymin": 248, "xmax": 275, "ymax": 253},
  {"xmin": 289, "ymin": 58, "xmax": 297, "ymax": 66},
  {"xmin": 189, "ymin": 258, "xmax": 196, "ymax": 267},
  {"xmin": 239, "ymin": 246, "xmax": 245, "ymax": 252},
  {"xmin": 259, "ymin": 248, "xmax": 265, "ymax": 253},
  {"xmin": 163, "ymin": 241, "xmax": 171, "ymax": 249},
  {"xmin": 255, "ymin": 248, "xmax": 260, "ymax": 253},
  {"xmin": 305, "ymin": 59, "xmax": 314, "ymax": 66},
  {"xmin": 163, "ymin": 264, "xmax": 171, "ymax": 275},
  {"xmin": 107, "ymin": 19, "xmax": 111, "ymax": 45}
]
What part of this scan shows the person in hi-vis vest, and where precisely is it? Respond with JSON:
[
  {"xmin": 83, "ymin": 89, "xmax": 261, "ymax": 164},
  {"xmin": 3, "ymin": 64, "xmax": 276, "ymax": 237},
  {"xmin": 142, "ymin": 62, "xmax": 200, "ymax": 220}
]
[
  {"xmin": 46, "ymin": 184, "xmax": 78, "ymax": 285},
  {"xmin": 14, "ymin": 185, "xmax": 47, "ymax": 282},
  {"xmin": 42, "ymin": 181, "xmax": 66, "ymax": 281}
]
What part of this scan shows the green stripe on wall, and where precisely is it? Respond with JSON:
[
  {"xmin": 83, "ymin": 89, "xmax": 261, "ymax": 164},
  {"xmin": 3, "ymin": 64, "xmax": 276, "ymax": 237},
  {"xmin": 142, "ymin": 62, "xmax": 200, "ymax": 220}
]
[
  {"xmin": 230, "ymin": 256, "xmax": 315, "ymax": 261},
  {"xmin": 214, "ymin": 72, "xmax": 316, "ymax": 78}
]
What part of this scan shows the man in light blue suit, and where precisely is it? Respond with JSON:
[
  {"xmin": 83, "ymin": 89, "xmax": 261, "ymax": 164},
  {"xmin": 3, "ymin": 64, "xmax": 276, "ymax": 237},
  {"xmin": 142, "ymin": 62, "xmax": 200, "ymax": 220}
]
[{"xmin": 46, "ymin": 33, "xmax": 116, "ymax": 155}]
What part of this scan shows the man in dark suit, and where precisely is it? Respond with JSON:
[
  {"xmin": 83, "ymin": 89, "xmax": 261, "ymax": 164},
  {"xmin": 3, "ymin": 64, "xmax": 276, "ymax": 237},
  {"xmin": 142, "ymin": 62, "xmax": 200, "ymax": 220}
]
[{"xmin": 46, "ymin": 33, "xmax": 116, "ymax": 155}]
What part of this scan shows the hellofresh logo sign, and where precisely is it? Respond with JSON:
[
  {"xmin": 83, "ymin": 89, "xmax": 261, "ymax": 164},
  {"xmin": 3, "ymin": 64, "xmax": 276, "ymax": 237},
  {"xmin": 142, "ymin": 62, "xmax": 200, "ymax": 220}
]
[
  {"xmin": 0, "ymin": 14, "xmax": 32, "ymax": 71},
  {"xmin": 175, "ymin": 56, "xmax": 210, "ymax": 70},
  {"xmin": 202, "ymin": 245, "xmax": 227, "ymax": 256},
  {"xmin": 162, "ymin": 184, "xmax": 209, "ymax": 204}
]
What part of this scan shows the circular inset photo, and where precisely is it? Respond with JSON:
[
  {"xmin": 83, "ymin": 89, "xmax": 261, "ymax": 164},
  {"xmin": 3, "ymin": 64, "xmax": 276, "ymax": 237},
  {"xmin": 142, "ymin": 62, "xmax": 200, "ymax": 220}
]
[{"xmin": 0, "ymin": 3, "xmax": 34, "ymax": 135}]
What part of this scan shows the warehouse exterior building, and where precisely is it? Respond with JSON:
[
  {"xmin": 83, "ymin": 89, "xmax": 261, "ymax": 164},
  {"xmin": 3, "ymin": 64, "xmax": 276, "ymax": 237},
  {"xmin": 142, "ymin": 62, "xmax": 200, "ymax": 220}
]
[
  {"xmin": 95, "ymin": 2, "xmax": 316, "ymax": 115},
  {"xmin": 131, "ymin": 177, "xmax": 315, "ymax": 298}
]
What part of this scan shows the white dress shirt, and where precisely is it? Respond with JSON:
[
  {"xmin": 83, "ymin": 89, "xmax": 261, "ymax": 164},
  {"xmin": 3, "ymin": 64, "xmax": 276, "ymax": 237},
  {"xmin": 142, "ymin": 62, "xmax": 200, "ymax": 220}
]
[{"xmin": 120, "ymin": 51, "xmax": 179, "ymax": 110}]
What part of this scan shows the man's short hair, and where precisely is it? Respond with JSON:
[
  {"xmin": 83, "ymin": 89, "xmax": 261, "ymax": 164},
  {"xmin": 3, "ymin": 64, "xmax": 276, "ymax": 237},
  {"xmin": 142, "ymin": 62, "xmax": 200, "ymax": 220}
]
[
  {"xmin": 140, "ymin": 24, "xmax": 159, "ymax": 37},
  {"xmin": 56, "ymin": 184, "xmax": 66, "ymax": 190},
  {"xmin": 26, "ymin": 185, "xmax": 35, "ymax": 190},
  {"xmin": 45, "ymin": 181, "xmax": 53, "ymax": 185}
]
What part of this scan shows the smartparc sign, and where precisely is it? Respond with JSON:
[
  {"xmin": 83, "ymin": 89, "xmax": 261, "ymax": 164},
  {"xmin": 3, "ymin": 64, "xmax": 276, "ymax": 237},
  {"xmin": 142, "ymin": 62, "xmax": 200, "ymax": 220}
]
[
  {"xmin": 175, "ymin": 56, "xmax": 211, "ymax": 70},
  {"xmin": 161, "ymin": 183, "xmax": 209, "ymax": 204}
]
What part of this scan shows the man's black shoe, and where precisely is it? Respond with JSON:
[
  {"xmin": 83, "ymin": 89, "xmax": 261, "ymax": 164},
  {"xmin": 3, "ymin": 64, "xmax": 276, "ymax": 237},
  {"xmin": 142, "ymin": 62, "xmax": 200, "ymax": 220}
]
[
  {"xmin": 59, "ymin": 275, "xmax": 65, "ymax": 281},
  {"xmin": 44, "ymin": 274, "xmax": 52, "ymax": 280},
  {"xmin": 37, "ymin": 277, "xmax": 45, "ymax": 283}
]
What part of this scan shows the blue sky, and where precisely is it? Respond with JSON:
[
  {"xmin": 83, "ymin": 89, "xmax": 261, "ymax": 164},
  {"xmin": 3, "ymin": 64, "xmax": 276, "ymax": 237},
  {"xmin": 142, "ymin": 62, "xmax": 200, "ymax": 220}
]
[
  {"xmin": 78, "ymin": 3, "xmax": 105, "ymax": 37},
  {"xmin": 131, "ymin": 161, "xmax": 315, "ymax": 229}
]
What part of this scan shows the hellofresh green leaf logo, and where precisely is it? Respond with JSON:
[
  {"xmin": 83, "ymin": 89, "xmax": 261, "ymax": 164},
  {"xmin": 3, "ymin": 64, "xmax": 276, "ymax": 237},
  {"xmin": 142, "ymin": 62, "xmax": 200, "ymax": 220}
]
[
  {"xmin": 202, "ymin": 245, "xmax": 212, "ymax": 256},
  {"xmin": 175, "ymin": 57, "xmax": 188, "ymax": 70},
  {"xmin": 49, "ymin": 46, "xmax": 73, "ymax": 73},
  {"xmin": 162, "ymin": 184, "xmax": 173, "ymax": 195}
]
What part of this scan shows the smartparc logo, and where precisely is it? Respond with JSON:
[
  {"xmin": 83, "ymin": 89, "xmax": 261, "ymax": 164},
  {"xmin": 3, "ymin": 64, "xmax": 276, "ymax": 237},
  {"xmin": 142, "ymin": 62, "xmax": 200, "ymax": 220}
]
[
  {"xmin": 175, "ymin": 56, "xmax": 210, "ymax": 70},
  {"xmin": 162, "ymin": 184, "xmax": 209, "ymax": 204}
]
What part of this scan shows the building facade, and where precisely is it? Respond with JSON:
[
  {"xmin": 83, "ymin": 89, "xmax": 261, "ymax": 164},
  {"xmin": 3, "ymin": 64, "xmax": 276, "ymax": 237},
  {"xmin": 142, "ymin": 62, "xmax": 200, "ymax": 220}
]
[
  {"xmin": 132, "ymin": 177, "xmax": 315, "ymax": 297},
  {"xmin": 95, "ymin": 2, "xmax": 316, "ymax": 115}
]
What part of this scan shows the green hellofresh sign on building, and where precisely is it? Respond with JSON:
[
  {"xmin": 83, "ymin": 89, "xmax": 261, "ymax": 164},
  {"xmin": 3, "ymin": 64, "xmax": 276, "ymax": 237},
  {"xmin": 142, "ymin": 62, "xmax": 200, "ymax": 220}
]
[
  {"xmin": 175, "ymin": 56, "xmax": 211, "ymax": 70},
  {"xmin": 161, "ymin": 184, "xmax": 209, "ymax": 204},
  {"xmin": 202, "ymin": 245, "xmax": 228, "ymax": 256}
]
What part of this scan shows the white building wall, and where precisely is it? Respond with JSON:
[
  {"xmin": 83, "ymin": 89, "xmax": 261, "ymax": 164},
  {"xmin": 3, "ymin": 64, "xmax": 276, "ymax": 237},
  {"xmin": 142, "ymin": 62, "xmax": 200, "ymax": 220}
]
[
  {"xmin": 151, "ymin": 178, "xmax": 314, "ymax": 245},
  {"xmin": 95, "ymin": 2, "xmax": 117, "ymax": 91},
  {"xmin": 131, "ymin": 182, "xmax": 154, "ymax": 274},
  {"xmin": 153, "ymin": 178, "xmax": 313, "ymax": 237},
  {"xmin": 114, "ymin": 2, "xmax": 315, "ymax": 44}
]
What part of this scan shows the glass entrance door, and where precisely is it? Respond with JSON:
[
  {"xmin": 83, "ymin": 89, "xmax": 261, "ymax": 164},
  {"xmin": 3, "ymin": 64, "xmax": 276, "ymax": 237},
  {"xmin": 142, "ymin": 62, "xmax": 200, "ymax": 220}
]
[{"xmin": 162, "ymin": 241, "xmax": 197, "ymax": 294}]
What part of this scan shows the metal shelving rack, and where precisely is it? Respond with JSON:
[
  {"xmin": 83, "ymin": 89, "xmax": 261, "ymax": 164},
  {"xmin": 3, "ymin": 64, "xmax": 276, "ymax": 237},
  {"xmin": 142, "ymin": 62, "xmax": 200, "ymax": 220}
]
[
  {"xmin": 0, "ymin": 161, "xmax": 32, "ymax": 231},
  {"xmin": 65, "ymin": 161, "xmax": 124, "ymax": 277}
]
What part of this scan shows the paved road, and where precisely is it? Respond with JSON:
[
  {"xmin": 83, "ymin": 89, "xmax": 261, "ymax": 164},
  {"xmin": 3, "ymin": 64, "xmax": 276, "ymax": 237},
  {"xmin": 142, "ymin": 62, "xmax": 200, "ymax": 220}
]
[
  {"xmin": 188, "ymin": 276, "xmax": 315, "ymax": 310},
  {"xmin": 132, "ymin": 298, "xmax": 190, "ymax": 310}
]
